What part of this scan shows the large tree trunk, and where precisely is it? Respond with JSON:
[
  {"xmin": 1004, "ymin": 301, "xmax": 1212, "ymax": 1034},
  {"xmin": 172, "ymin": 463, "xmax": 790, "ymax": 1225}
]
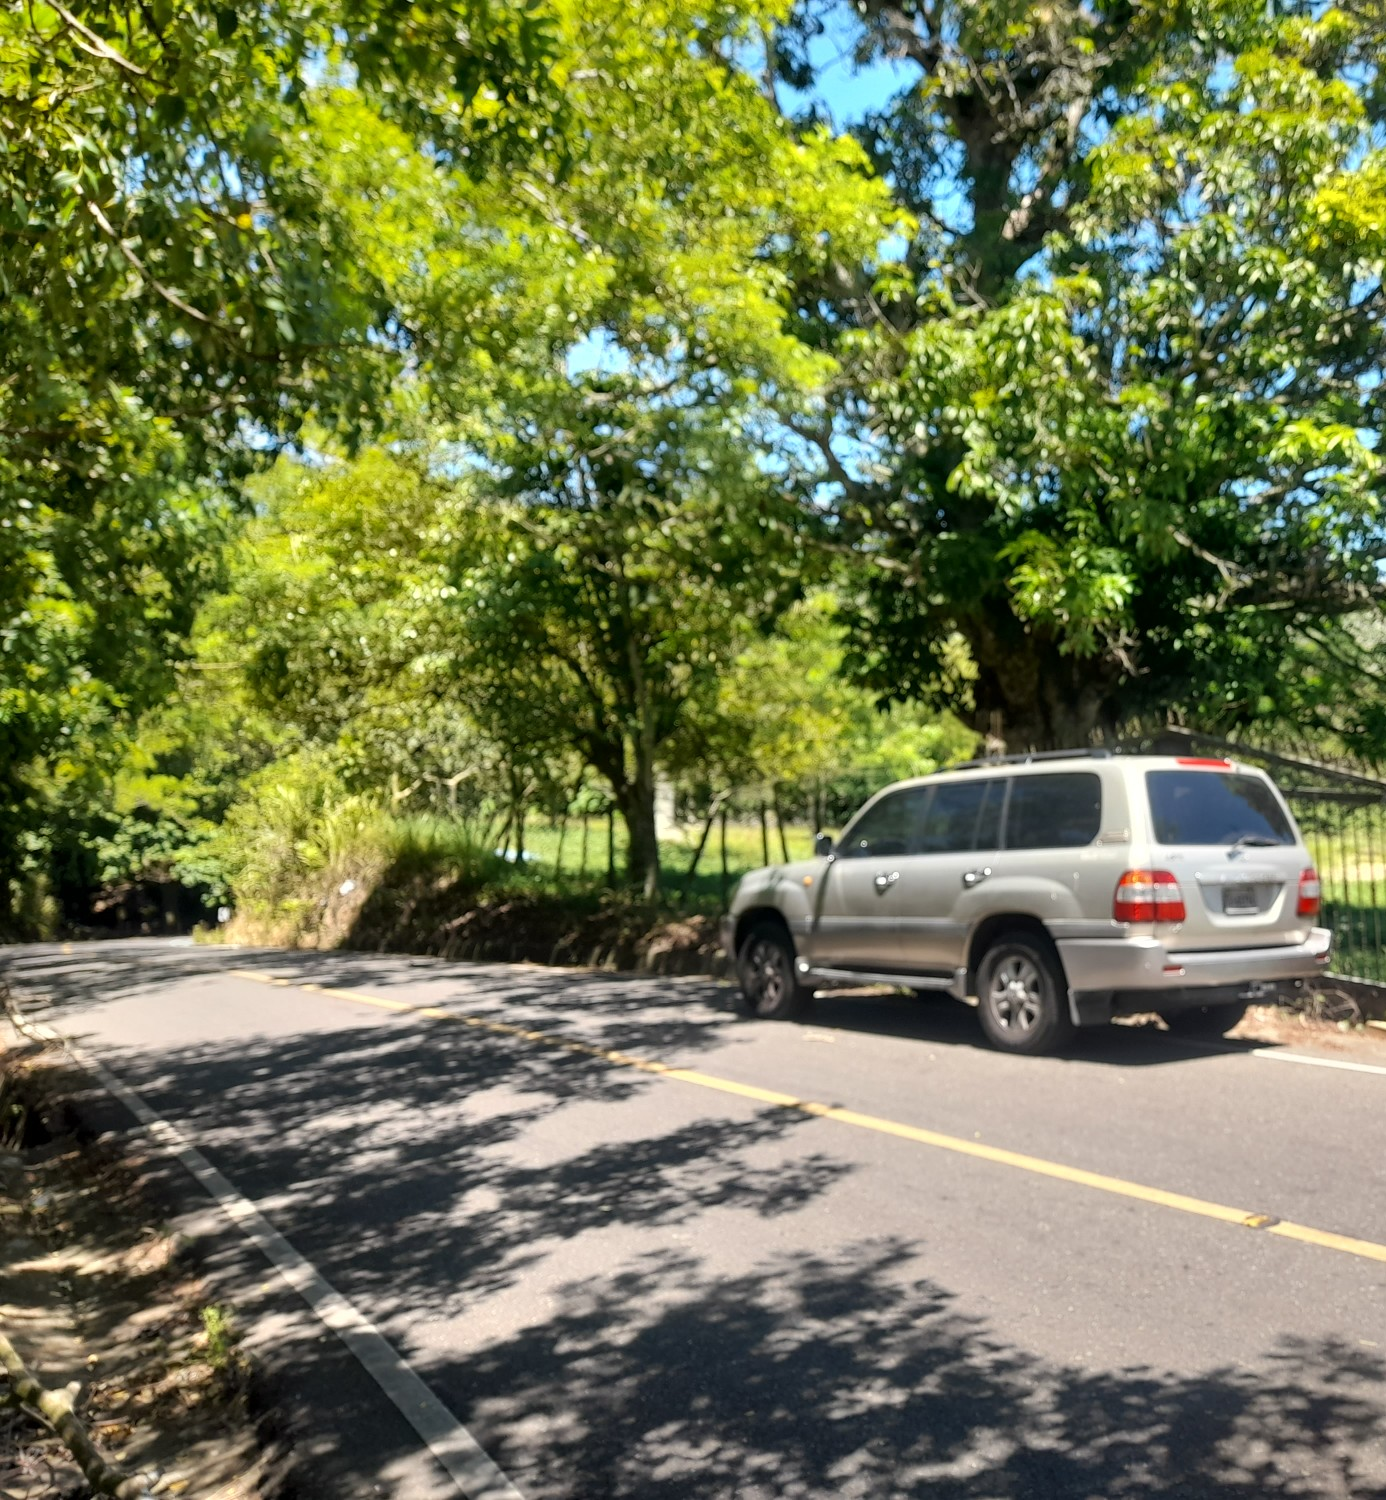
[
  {"xmin": 966, "ymin": 617, "xmax": 1123, "ymax": 752},
  {"xmin": 618, "ymin": 759, "xmax": 661, "ymax": 899}
]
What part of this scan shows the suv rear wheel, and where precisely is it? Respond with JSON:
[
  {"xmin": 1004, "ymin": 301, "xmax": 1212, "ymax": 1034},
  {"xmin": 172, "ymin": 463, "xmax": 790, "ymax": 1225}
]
[
  {"xmin": 1161, "ymin": 1001, "xmax": 1248, "ymax": 1037},
  {"xmin": 735, "ymin": 921, "xmax": 810, "ymax": 1021},
  {"xmin": 976, "ymin": 934, "xmax": 1074, "ymax": 1056}
]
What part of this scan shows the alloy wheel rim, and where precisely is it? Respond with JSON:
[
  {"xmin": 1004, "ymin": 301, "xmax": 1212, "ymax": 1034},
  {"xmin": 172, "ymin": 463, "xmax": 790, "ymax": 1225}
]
[
  {"xmin": 747, "ymin": 939, "xmax": 788, "ymax": 1008},
  {"xmin": 987, "ymin": 954, "xmax": 1042, "ymax": 1031}
]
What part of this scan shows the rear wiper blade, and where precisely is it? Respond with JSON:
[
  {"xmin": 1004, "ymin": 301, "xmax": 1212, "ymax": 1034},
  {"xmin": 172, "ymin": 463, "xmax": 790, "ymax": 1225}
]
[{"xmin": 1228, "ymin": 834, "xmax": 1281, "ymax": 851}]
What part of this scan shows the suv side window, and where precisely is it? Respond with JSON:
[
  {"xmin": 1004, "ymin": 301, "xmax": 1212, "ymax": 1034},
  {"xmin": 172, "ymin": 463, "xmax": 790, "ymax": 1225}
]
[
  {"xmin": 1004, "ymin": 772, "xmax": 1102, "ymax": 850},
  {"xmin": 840, "ymin": 786, "xmax": 932, "ymax": 858},
  {"xmin": 915, "ymin": 779, "xmax": 1003, "ymax": 854}
]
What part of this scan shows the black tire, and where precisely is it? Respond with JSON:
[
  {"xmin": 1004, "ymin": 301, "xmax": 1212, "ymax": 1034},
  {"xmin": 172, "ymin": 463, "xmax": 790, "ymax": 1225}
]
[
  {"xmin": 735, "ymin": 921, "xmax": 810, "ymax": 1020},
  {"xmin": 1161, "ymin": 1001, "xmax": 1248, "ymax": 1037},
  {"xmin": 975, "ymin": 933, "xmax": 1075, "ymax": 1056}
]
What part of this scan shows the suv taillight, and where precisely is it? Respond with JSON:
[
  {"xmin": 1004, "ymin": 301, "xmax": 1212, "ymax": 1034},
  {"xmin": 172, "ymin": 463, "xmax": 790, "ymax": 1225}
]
[
  {"xmin": 1114, "ymin": 870, "xmax": 1186, "ymax": 924},
  {"xmin": 1297, "ymin": 868, "xmax": 1321, "ymax": 918}
]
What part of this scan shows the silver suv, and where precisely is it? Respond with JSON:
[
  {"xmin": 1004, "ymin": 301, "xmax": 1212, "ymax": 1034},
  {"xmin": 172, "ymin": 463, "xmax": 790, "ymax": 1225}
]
[{"xmin": 722, "ymin": 751, "xmax": 1332, "ymax": 1054}]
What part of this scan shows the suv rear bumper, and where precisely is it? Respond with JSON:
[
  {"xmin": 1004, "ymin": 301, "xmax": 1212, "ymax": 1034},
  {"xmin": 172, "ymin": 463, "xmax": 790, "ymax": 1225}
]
[{"xmin": 1059, "ymin": 927, "xmax": 1332, "ymax": 1024}]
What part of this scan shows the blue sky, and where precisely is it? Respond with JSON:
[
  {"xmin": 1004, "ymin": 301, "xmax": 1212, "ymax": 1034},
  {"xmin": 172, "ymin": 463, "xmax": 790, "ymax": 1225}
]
[{"xmin": 777, "ymin": 12, "xmax": 920, "ymax": 127}]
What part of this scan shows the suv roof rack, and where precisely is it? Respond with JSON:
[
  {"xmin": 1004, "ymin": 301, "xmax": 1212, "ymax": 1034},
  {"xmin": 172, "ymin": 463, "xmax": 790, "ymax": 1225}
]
[{"xmin": 953, "ymin": 747, "xmax": 1114, "ymax": 771}]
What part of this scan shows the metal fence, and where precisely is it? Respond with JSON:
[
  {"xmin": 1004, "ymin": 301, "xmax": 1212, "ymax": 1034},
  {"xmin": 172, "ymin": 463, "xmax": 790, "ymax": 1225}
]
[{"xmin": 1134, "ymin": 729, "xmax": 1386, "ymax": 987}]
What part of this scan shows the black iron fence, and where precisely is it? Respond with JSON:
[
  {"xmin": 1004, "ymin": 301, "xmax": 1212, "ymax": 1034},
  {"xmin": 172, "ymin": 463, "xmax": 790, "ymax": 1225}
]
[{"xmin": 1136, "ymin": 729, "xmax": 1386, "ymax": 988}]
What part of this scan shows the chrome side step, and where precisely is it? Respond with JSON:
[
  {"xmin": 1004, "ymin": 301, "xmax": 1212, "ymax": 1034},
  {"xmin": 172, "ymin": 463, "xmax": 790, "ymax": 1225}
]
[{"xmin": 803, "ymin": 966, "xmax": 967, "ymax": 999}]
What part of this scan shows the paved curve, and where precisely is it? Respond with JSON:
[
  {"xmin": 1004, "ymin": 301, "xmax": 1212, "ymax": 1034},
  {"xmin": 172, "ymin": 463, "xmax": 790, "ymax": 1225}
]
[{"xmin": 3, "ymin": 939, "xmax": 1385, "ymax": 1500}]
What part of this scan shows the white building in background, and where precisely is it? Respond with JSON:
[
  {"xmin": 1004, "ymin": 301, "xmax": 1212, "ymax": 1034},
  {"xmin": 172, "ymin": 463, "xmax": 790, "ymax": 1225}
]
[{"xmin": 655, "ymin": 777, "xmax": 681, "ymax": 841}]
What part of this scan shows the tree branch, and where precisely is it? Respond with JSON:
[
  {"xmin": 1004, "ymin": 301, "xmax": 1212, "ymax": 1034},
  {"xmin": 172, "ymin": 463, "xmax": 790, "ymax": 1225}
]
[
  {"xmin": 0, "ymin": 1329, "xmax": 153, "ymax": 1499},
  {"xmin": 783, "ymin": 415, "xmax": 867, "ymax": 501},
  {"xmin": 50, "ymin": 1, "xmax": 147, "ymax": 76},
  {"xmin": 84, "ymin": 199, "xmax": 213, "ymax": 325}
]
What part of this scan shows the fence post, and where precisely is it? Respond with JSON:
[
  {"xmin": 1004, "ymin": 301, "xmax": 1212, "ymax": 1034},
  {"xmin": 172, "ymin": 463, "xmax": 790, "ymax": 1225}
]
[
  {"xmin": 678, "ymin": 792, "xmax": 728, "ymax": 904},
  {"xmin": 720, "ymin": 804, "xmax": 729, "ymax": 906}
]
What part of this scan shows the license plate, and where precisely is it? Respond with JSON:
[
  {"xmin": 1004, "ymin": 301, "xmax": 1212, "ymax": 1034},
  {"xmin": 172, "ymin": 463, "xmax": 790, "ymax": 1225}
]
[{"xmin": 1223, "ymin": 883, "xmax": 1258, "ymax": 914}]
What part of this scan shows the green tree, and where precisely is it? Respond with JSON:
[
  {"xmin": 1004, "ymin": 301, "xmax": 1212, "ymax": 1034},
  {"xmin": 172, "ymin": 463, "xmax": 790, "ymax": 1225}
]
[
  {"xmin": 290, "ymin": 0, "xmax": 906, "ymax": 890},
  {"xmin": 452, "ymin": 400, "xmax": 812, "ymax": 895},
  {"xmin": 778, "ymin": 1, "xmax": 1386, "ymax": 749},
  {"xmin": 708, "ymin": 593, "xmax": 976, "ymax": 826},
  {"xmin": 206, "ymin": 448, "xmax": 572, "ymax": 861},
  {"xmin": 0, "ymin": 0, "xmax": 558, "ymax": 921}
]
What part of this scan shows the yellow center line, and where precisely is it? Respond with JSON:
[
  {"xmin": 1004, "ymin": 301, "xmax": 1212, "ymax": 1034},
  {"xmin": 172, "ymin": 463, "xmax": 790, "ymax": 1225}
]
[{"xmin": 225, "ymin": 968, "xmax": 1386, "ymax": 1267}]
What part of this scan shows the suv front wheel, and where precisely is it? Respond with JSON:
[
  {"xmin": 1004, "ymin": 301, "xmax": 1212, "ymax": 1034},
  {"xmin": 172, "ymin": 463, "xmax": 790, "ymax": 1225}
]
[
  {"xmin": 976, "ymin": 934, "xmax": 1075, "ymax": 1055},
  {"xmin": 735, "ymin": 921, "xmax": 810, "ymax": 1021}
]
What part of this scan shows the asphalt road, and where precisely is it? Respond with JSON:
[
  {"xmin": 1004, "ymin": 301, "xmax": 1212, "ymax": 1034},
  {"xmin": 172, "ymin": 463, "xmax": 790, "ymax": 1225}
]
[{"xmin": 3, "ymin": 939, "xmax": 1385, "ymax": 1500}]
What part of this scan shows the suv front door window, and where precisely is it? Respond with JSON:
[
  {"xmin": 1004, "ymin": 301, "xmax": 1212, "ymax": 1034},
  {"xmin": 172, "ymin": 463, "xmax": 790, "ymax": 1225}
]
[
  {"xmin": 813, "ymin": 787, "xmax": 932, "ymax": 969},
  {"xmin": 839, "ymin": 787, "xmax": 932, "ymax": 859}
]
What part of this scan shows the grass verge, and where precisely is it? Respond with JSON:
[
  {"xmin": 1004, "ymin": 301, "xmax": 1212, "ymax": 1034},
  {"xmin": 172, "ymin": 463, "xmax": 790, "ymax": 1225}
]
[{"xmin": 0, "ymin": 1041, "xmax": 277, "ymax": 1500}]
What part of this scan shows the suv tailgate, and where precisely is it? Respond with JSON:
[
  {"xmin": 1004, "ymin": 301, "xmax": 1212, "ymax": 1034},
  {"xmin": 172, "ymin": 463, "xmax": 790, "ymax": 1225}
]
[{"xmin": 1145, "ymin": 767, "xmax": 1312, "ymax": 951}]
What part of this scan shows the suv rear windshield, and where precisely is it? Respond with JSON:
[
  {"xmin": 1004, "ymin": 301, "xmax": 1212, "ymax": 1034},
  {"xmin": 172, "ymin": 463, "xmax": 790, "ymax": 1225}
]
[{"xmin": 1146, "ymin": 770, "xmax": 1295, "ymax": 847}]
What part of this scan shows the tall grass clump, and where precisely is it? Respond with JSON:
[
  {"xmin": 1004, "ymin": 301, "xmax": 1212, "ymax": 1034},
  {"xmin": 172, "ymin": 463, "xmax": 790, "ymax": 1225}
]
[
  {"xmin": 208, "ymin": 759, "xmax": 529, "ymax": 946},
  {"xmin": 209, "ymin": 754, "xmax": 391, "ymax": 943},
  {"xmin": 384, "ymin": 814, "xmax": 509, "ymax": 887}
]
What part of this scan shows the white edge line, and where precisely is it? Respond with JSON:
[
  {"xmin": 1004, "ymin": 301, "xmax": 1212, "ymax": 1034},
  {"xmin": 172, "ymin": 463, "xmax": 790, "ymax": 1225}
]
[
  {"xmin": 19, "ymin": 1016, "xmax": 523, "ymax": 1500},
  {"xmin": 1249, "ymin": 1046, "xmax": 1386, "ymax": 1077}
]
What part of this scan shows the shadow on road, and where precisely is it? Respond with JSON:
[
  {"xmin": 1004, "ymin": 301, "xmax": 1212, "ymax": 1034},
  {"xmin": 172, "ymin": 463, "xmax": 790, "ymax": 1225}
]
[
  {"xmin": 2, "ymin": 941, "xmax": 1382, "ymax": 1497},
  {"xmin": 2, "ymin": 938, "xmax": 1274, "ymax": 1072},
  {"xmin": 799, "ymin": 986, "xmax": 1272, "ymax": 1069},
  {"xmin": 453, "ymin": 1242, "xmax": 1386, "ymax": 1499}
]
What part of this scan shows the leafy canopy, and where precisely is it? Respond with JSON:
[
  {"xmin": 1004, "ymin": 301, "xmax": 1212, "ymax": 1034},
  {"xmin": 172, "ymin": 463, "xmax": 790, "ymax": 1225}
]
[
  {"xmin": 781, "ymin": 0, "xmax": 1386, "ymax": 748},
  {"xmin": 0, "ymin": 0, "xmax": 559, "ymax": 909}
]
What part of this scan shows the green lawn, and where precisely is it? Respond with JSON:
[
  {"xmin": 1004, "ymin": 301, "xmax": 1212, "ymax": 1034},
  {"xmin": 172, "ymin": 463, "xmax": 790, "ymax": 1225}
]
[{"xmin": 482, "ymin": 815, "xmax": 822, "ymax": 910}]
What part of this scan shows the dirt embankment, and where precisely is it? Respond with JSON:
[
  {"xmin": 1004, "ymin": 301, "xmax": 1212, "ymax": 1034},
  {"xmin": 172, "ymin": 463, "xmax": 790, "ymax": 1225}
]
[
  {"xmin": 225, "ymin": 865, "xmax": 731, "ymax": 976},
  {"xmin": 349, "ymin": 880, "xmax": 727, "ymax": 972},
  {"xmin": 0, "ymin": 1045, "xmax": 279, "ymax": 1500}
]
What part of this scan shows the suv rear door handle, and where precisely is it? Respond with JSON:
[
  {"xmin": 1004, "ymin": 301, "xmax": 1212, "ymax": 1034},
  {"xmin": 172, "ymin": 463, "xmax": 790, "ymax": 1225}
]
[
  {"xmin": 873, "ymin": 871, "xmax": 900, "ymax": 894},
  {"xmin": 962, "ymin": 867, "xmax": 992, "ymax": 888}
]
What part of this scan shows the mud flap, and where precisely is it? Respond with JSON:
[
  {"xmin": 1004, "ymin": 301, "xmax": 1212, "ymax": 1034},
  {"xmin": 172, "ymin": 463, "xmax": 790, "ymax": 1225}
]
[{"xmin": 1070, "ymin": 990, "xmax": 1113, "ymax": 1028}]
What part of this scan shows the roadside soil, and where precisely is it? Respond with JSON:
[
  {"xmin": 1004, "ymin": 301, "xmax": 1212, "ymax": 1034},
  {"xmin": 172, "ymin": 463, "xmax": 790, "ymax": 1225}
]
[
  {"xmin": 0, "ymin": 1043, "xmax": 276, "ymax": 1500},
  {"xmin": 1110, "ymin": 999, "xmax": 1386, "ymax": 1059},
  {"xmin": 1233, "ymin": 1000, "xmax": 1386, "ymax": 1053},
  {"xmin": 225, "ymin": 871, "xmax": 727, "ymax": 976}
]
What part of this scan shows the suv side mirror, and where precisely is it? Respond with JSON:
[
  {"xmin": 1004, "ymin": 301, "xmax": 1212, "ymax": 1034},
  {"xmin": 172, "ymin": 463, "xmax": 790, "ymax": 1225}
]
[{"xmin": 813, "ymin": 832, "xmax": 834, "ymax": 858}]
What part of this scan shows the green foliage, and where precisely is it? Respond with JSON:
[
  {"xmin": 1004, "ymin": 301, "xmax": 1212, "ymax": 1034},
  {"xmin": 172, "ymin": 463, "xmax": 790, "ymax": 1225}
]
[
  {"xmin": 207, "ymin": 753, "xmax": 389, "ymax": 921},
  {"xmin": 199, "ymin": 1305, "xmax": 236, "ymax": 1372},
  {"xmin": 21, "ymin": 0, "xmax": 1386, "ymax": 942},
  {"xmin": 709, "ymin": 594, "xmax": 977, "ymax": 817},
  {"xmin": 206, "ymin": 0, "xmax": 910, "ymax": 897},
  {"xmin": 308, "ymin": 0, "xmax": 905, "ymax": 429},
  {"xmin": 0, "ymin": 0, "xmax": 559, "ymax": 921},
  {"xmin": 786, "ymin": 0, "xmax": 1386, "ymax": 750},
  {"xmin": 452, "ymin": 400, "xmax": 817, "ymax": 893},
  {"xmin": 206, "ymin": 755, "xmax": 533, "ymax": 944}
]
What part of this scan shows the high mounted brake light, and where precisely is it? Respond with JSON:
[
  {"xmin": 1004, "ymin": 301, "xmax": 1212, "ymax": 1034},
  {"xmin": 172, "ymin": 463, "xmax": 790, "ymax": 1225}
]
[
  {"xmin": 1175, "ymin": 757, "xmax": 1232, "ymax": 768},
  {"xmin": 1114, "ymin": 870, "xmax": 1186, "ymax": 924}
]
